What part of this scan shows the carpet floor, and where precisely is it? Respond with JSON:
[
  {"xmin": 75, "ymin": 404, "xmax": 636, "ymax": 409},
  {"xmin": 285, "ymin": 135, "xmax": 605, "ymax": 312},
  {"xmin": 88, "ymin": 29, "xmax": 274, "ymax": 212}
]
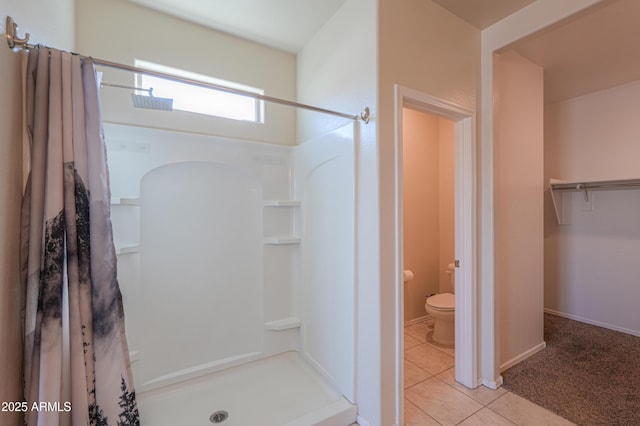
[{"xmin": 502, "ymin": 313, "xmax": 640, "ymax": 425}]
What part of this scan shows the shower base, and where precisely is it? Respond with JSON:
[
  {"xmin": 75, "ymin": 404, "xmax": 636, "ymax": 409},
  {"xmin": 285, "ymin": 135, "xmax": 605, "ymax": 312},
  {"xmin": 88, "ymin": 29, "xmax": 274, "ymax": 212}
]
[{"xmin": 137, "ymin": 351, "xmax": 357, "ymax": 426}]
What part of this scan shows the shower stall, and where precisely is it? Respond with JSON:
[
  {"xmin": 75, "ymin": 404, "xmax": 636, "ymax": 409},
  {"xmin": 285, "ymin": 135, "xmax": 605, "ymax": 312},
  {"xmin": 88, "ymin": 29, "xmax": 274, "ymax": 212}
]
[{"xmin": 104, "ymin": 72, "xmax": 362, "ymax": 424}]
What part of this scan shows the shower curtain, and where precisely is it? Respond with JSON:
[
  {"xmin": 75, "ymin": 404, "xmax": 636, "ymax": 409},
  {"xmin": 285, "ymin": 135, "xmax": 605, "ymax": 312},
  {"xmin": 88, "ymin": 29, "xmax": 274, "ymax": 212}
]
[{"xmin": 21, "ymin": 47, "xmax": 139, "ymax": 425}]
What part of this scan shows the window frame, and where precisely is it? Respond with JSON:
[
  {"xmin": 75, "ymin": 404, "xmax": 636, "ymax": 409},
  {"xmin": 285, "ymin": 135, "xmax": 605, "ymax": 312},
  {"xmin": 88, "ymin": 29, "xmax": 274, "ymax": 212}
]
[{"xmin": 134, "ymin": 59, "xmax": 265, "ymax": 123}]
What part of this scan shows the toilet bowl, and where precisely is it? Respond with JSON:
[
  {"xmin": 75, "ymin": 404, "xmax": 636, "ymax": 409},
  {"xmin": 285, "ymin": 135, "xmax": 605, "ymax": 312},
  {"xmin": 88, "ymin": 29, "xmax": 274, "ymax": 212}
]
[
  {"xmin": 425, "ymin": 293, "xmax": 455, "ymax": 346},
  {"xmin": 425, "ymin": 263, "xmax": 455, "ymax": 346}
]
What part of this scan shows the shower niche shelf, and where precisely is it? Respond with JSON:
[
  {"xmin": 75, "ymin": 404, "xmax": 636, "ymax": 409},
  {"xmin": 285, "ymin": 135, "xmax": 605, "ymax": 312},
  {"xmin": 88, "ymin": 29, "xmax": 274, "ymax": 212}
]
[
  {"xmin": 110, "ymin": 197, "xmax": 140, "ymax": 206},
  {"xmin": 115, "ymin": 244, "xmax": 140, "ymax": 255},
  {"xmin": 263, "ymin": 236, "xmax": 301, "ymax": 245},
  {"xmin": 263, "ymin": 200, "xmax": 301, "ymax": 207},
  {"xmin": 264, "ymin": 317, "xmax": 301, "ymax": 331},
  {"xmin": 263, "ymin": 199, "xmax": 300, "ymax": 244}
]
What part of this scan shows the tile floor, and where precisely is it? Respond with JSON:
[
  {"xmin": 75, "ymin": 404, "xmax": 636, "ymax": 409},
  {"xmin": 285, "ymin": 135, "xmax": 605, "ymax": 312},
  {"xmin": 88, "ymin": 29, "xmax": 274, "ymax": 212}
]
[{"xmin": 403, "ymin": 319, "xmax": 576, "ymax": 426}]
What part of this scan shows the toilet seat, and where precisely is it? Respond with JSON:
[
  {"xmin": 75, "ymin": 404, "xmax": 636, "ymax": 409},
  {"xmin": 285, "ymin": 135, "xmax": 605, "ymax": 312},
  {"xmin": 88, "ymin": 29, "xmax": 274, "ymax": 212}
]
[{"xmin": 426, "ymin": 293, "xmax": 454, "ymax": 310}]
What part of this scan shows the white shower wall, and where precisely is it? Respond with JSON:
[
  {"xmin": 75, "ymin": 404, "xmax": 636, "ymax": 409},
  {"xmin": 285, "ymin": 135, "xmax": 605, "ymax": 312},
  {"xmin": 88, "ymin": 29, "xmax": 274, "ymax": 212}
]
[
  {"xmin": 105, "ymin": 122, "xmax": 355, "ymax": 399},
  {"xmin": 294, "ymin": 123, "xmax": 355, "ymax": 402}
]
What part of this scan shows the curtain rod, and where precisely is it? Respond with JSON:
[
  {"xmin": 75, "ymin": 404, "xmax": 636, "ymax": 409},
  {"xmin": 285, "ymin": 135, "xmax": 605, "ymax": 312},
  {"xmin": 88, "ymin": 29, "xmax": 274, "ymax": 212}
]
[{"xmin": 5, "ymin": 16, "xmax": 370, "ymax": 124}]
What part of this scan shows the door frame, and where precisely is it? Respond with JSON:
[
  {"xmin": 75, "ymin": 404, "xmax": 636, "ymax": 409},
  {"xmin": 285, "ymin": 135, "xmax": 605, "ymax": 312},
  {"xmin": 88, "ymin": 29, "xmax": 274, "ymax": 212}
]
[{"xmin": 394, "ymin": 85, "xmax": 478, "ymax": 423}]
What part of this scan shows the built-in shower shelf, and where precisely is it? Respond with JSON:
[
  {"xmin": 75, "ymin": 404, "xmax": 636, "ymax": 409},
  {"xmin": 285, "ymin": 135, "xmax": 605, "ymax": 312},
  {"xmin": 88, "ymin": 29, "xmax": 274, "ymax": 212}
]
[
  {"xmin": 115, "ymin": 244, "xmax": 140, "ymax": 255},
  {"xmin": 111, "ymin": 197, "xmax": 140, "ymax": 206},
  {"xmin": 264, "ymin": 317, "xmax": 301, "ymax": 331},
  {"xmin": 263, "ymin": 236, "xmax": 301, "ymax": 245},
  {"xmin": 263, "ymin": 200, "xmax": 301, "ymax": 207}
]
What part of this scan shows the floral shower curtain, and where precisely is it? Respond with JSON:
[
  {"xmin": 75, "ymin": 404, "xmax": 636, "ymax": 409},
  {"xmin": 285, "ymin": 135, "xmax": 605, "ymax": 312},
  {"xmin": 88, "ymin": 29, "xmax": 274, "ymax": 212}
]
[{"xmin": 21, "ymin": 47, "xmax": 139, "ymax": 425}]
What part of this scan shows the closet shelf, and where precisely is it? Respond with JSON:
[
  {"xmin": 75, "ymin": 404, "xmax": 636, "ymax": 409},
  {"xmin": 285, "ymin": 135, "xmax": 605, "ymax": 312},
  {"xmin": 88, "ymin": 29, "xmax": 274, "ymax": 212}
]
[
  {"xmin": 550, "ymin": 178, "xmax": 640, "ymax": 192},
  {"xmin": 263, "ymin": 200, "xmax": 301, "ymax": 207},
  {"xmin": 549, "ymin": 178, "xmax": 640, "ymax": 225}
]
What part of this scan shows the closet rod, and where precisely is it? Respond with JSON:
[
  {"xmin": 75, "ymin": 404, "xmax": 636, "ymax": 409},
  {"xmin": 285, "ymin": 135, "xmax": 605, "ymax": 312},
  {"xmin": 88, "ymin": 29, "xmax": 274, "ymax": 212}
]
[
  {"xmin": 550, "ymin": 179, "xmax": 640, "ymax": 191},
  {"xmin": 5, "ymin": 15, "xmax": 370, "ymax": 124}
]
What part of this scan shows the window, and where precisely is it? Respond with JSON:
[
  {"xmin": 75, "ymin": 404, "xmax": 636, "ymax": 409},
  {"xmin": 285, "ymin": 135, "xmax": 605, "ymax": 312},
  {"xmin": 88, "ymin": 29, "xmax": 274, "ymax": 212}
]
[{"xmin": 134, "ymin": 60, "xmax": 264, "ymax": 123}]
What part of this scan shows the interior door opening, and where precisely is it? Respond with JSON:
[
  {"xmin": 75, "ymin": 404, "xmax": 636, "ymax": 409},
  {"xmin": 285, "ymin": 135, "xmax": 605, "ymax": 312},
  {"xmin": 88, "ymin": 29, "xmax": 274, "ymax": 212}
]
[
  {"xmin": 395, "ymin": 86, "xmax": 477, "ymax": 425},
  {"xmin": 402, "ymin": 108, "xmax": 455, "ymax": 331}
]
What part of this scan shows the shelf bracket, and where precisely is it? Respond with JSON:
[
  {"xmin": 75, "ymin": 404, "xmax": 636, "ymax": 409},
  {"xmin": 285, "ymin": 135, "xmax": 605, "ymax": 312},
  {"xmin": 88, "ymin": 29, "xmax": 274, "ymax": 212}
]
[
  {"xmin": 549, "ymin": 184, "xmax": 571, "ymax": 225},
  {"xmin": 576, "ymin": 183, "xmax": 589, "ymax": 202}
]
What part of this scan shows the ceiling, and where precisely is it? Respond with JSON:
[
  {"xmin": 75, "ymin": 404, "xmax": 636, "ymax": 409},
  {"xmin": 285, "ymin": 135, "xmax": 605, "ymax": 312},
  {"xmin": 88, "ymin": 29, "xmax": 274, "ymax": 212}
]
[
  {"xmin": 432, "ymin": 0, "xmax": 536, "ymax": 29},
  {"xmin": 128, "ymin": 0, "xmax": 536, "ymax": 53},
  {"xmin": 128, "ymin": 0, "xmax": 640, "ymax": 104},
  {"xmin": 506, "ymin": 0, "xmax": 640, "ymax": 103},
  {"xmin": 127, "ymin": 0, "xmax": 347, "ymax": 53}
]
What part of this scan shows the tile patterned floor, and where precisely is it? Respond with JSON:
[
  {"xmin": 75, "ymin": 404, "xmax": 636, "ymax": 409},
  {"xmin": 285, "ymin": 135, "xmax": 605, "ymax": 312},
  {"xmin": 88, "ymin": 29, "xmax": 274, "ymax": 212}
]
[{"xmin": 403, "ymin": 320, "xmax": 576, "ymax": 426}]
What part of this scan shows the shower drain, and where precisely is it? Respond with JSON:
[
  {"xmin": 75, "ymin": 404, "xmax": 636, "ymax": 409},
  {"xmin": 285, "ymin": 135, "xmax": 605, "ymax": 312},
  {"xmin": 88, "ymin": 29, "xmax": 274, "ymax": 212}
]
[{"xmin": 209, "ymin": 410, "xmax": 229, "ymax": 423}]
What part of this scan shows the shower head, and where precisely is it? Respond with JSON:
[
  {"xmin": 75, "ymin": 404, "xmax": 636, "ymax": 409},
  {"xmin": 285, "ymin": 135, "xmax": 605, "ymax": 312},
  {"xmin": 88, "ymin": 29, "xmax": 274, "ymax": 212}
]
[
  {"xmin": 101, "ymin": 81, "xmax": 173, "ymax": 111},
  {"xmin": 131, "ymin": 93, "xmax": 173, "ymax": 111},
  {"xmin": 131, "ymin": 88, "xmax": 173, "ymax": 111}
]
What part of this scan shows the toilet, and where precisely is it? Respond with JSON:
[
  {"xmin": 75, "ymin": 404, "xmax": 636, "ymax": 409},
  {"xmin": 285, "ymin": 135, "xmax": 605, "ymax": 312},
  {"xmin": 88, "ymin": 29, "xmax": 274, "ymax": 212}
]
[{"xmin": 425, "ymin": 263, "xmax": 456, "ymax": 346}]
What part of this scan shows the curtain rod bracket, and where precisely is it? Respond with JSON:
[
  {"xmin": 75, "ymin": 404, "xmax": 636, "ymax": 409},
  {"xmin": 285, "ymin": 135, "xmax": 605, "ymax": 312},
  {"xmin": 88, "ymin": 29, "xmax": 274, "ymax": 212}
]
[
  {"xmin": 6, "ymin": 16, "xmax": 30, "ymax": 49},
  {"xmin": 359, "ymin": 107, "xmax": 370, "ymax": 124}
]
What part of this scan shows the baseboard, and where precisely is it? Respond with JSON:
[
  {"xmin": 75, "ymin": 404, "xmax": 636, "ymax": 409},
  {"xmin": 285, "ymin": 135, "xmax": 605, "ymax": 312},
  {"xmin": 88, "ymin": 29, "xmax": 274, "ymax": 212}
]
[
  {"xmin": 480, "ymin": 375, "xmax": 503, "ymax": 390},
  {"xmin": 499, "ymin": 341, "xmax": 547, "ymax": 372},
  {"xmin": 404, "ymin": 315, "xmax": 431, "ymax": 327},
  {"xmin": 544, "ymin": 308, "xmax": 640, "ymax": 337}
]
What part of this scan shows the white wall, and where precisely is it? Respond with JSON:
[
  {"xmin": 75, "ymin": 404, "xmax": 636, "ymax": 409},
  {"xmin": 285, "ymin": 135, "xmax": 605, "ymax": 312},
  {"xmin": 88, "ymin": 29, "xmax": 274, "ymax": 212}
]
[
  {"xmin": 1, "ymin": 0, "xmax": 75, "ymax": 51},
  {"xmin": 378, "ymin": 0, "xmax": 479, "ymax": 422},
  {"xmin": 403, "ymin": 109, "xmax": 440, "ymax": 322},
  {"xmin": 0, "ymin": 3, "xmax": 74, "ymax": 424},
  {"xmin": 403, "ymin": 110, "xmax": 455, "ymax": 323},
  {"xmin": 544, "ymin": 80, "xmax": 640, "ymax": 336},
  {"xmin": 438, "ymin": 118, "xmax": 455, "ymax": 294},
  {"xmin": 494, "ymin": 50, "xmax": 545, "ymax": 370},
  {"xmin": 295, "ymin": 124, "xmax": 356, "ymax": 402},
  {"xmin": 76, "ymin": 0, "xmax": 296, "ymax": 145},
  {"xmin": 297, "ymin": 0, "xmax": 378, "ymax": 423}
]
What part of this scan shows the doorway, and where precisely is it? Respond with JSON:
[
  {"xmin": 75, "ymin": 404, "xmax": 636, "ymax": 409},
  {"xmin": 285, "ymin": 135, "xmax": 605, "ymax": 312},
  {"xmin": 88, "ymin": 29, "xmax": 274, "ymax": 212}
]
[
  {"xmin": 394, "ymin": 85, "xmax": 478, "ymax": 423},
  {"xmin": 402, "ymin": 109, "xmax": 455, "ymax": 326}
]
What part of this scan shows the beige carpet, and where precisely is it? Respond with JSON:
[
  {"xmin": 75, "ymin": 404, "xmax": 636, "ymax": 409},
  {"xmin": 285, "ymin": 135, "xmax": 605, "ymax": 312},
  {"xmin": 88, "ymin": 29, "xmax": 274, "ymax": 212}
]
[{"xmin": 502, "ymin": 313, "xmax": 640, "ymax": 425}]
